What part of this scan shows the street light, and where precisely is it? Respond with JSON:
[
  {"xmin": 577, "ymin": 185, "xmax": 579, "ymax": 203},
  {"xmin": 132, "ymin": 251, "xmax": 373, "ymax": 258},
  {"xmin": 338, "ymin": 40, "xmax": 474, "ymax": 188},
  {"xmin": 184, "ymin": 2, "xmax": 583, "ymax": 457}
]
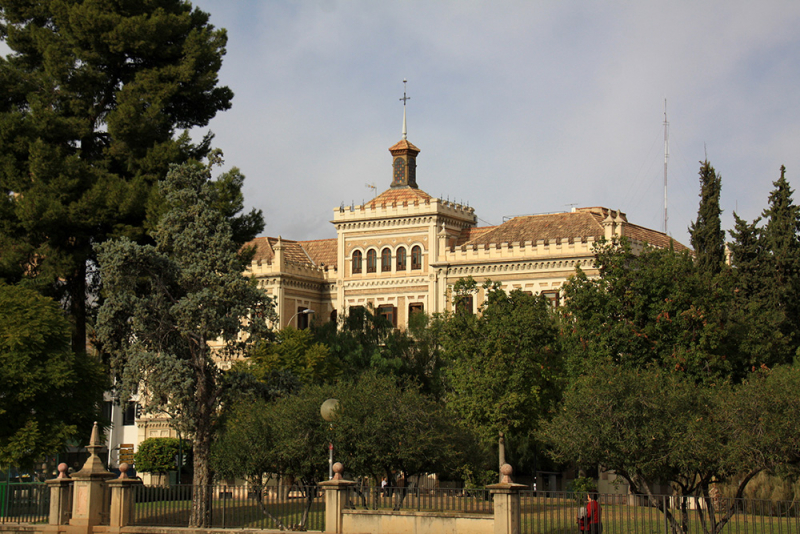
[
  {"xmin": 287, "ymin": 308, "xmax": 315, "ymax": 329},
  {"xmin": 320, "ymin": 398, "xmax": 339, "ymax": 480}
]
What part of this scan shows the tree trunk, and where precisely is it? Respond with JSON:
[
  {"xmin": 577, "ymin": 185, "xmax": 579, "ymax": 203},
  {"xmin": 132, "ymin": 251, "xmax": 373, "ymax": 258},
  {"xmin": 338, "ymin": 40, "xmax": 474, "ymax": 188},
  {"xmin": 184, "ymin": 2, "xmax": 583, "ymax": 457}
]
[
  {"xmin": 69, "ymin": 262, "xmax": 87, "ymax": 356},
  {"xmin": 189, "ymin": 358, "xmax": 215, "ymax": 528}
]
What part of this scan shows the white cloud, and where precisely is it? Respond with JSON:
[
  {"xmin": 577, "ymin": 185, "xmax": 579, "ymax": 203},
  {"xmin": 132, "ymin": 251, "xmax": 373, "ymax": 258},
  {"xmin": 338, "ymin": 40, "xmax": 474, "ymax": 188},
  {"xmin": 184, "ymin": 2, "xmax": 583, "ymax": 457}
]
[{"xmin": 192, "ymin": 0, "xmax": 800, "ymax": 244}]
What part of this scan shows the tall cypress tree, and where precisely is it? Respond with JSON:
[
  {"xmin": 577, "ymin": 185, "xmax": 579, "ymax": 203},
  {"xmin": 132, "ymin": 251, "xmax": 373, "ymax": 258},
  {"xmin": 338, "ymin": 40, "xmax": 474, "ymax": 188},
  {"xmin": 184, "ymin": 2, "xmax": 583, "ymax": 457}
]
[
  {"xmin": 689, "ymin": 160, "xmax": 725, "ymax": 276},
  {"xmin": 760, "ymin": 166, "xmax": 800, "ymax": 355},
  {"xmin": 0, "ymin": 1, "xmax": 239, "ymax": 354},
  {"xmin": 728, "ymin": 213, "xmax": 764, "ymax": 298}
]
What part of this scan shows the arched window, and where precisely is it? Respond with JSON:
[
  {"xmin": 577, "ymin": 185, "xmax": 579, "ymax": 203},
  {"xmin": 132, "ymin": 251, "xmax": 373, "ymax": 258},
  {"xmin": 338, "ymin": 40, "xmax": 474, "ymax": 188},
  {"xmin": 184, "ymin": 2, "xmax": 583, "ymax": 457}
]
[
  {"xmin": 352, "ymin": 250, "xmax": 362, "ymax": 274},
  {"xmin": 396, "ymin": 247, "xmax": 407, "ymax": 271},
  {"xmin": 367, "ymin": 249, "xmax": 377, "ymax": 273},
  {"xmin": 411, "ymin": 245, "xmax": 422, "ymax": 270},
  {"xmin": 381, "ymin": 248, "xmax": 392, "ymax": 272}
]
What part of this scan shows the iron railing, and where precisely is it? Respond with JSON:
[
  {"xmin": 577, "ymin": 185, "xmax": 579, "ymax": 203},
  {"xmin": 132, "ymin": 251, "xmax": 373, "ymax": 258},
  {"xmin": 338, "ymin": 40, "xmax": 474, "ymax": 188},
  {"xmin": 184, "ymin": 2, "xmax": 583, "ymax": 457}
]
[
  {"xmin": 0, "ymin": 483, "xmax": 49, "ymax": 524},
  {"xmin": 132, "ymin": 484, "xmax": 324, "ymax": 530},
  {"xmin": 345, "ymin": 485, "xmax": 494, "ymax": 514},
  {"xmin": 519, "ymin": 490, "xmax": 800, "ymax": 534}
]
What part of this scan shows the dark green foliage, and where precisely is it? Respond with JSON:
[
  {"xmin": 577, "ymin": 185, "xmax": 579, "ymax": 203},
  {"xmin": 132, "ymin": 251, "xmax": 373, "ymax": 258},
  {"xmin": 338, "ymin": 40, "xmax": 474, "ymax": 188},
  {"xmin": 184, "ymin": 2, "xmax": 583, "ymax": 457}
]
[
  {"xmin": 440, "ymin": 278, "xmax": 563, "ymax": 469},
  {"xmin": 727, "ymin": 166, "xmax": 800, "ymax": 365},
  {"xmin": 135, "ymin": 437, "xmax": 190, "ymax": 474},
  {"xmin": 95, "ymin": 161, "xmax": 270, "ymax": 526},
  {"xmin": 241, "ymin": 327, "xmax": 341, "ymax": 386},
  {"xmin": 0, "ymin": 281, "xmax": 106, "ymax": 467},
  {"xmin": 759, "ymin": 166, "xmax": 800, "ymax": 354},
  {"xmin": 0, "ymin": 0, "xmax": 241, "ymax": 353},
  {"xmin": 330, "ymin": 370, "xmax": 475, "ymax": 484},
  {"xmin": 540, "ymin": 362, "xmax": 800, "ymax": 534},
  {"xmin": 562, "ymin": 240, "xmax": 750, "ymax": 381},
  {"xmin": 689, "ymin": 160, "xmax": 725, "ymax": 276}
]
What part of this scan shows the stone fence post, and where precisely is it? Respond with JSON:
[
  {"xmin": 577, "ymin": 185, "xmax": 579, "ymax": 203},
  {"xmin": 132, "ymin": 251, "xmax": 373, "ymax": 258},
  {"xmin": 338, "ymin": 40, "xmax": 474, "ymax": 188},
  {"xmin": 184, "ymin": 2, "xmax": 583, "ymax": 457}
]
[
  {"xmin": 107, "ymin": 463, "xmax": 143, "ymax": 529},
  {"xmin": 488, "ymin": 464, "xmax": 527, "ymax": 534},
  {"xmin": 46, "ymin": 463, "xmax": 73, "ymax": 526},
  {"xmin": 318, "ymin": 462, "xmax": 356, "ymax": 534},
  {"xmin": 68, "ymin": 422, "xmax": 116, "ymax": 532}
]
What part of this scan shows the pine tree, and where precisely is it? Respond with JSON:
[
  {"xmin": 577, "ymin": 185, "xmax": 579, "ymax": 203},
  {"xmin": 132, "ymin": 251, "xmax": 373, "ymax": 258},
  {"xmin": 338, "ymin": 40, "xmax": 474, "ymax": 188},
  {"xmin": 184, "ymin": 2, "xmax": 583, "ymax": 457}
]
[
  {"xmin": 689, "ymin": 160, "xmax": 725, "ymax": 275},
  {"xmin": 96, "ymin": 161, "xmax": 271, "ymax": 527},
  {"xmin": 0, "ymin": 1, "xmax": 245, "ymax": 354}
]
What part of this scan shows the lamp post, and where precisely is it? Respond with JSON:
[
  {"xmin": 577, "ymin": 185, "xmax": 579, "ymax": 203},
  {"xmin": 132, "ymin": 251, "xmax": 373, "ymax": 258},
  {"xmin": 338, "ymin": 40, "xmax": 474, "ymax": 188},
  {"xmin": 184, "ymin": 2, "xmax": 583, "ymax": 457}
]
[
  {"xmin": 287, "ymin": 308, "xmax": 315, "ymax": 329},
  {"xmin": 320, "ymin": 398, "xmax": 339, "ymax": 480}
]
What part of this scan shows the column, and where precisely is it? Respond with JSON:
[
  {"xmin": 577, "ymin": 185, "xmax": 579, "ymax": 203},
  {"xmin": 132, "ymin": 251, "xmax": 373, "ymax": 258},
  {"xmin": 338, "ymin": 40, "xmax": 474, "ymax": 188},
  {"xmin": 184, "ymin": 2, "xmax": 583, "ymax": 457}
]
[
  {"xmin": 318, "ymin": 462, "xmax": 356, "ymax": 534},
  {"xmin": 45, "ymin": 463, "xmax": 72, "ymax": 526},
  {"xmin": 107, "ymin": 463, "xmax": 143, "ymax": 529},
  {"xmin": 488, "ymin": 464, "xmax": 527, "ymax": 534}
]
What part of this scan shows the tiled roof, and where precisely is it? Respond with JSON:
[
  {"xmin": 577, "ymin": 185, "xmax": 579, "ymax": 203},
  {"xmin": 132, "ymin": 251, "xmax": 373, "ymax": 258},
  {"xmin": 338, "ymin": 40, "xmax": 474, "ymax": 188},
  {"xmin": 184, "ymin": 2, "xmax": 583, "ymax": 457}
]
[
  {"xmin": 244, "ymin": 236, "xmax": 337, "ymax": 269},
  {"xmin": 246, "ymin": 236, "xmax": 276, "ymax": 263},
  {"xmin": 301, "ymin": 239, "xmax": 338, "ymax": 269},
  {"xmin": 367, "ymin": 187, "xmax": 433, "ymax": 209},
  {"xmin": 388, "ymin": 139, "xmax": 420, "ymax": 153},
  {"xmin": 624, "ymin": 224, "xmax": 689, "ymax": 252},
  {"xmin": 460, "ymin": 208, "xmax": 688, "ymax": 251},
  {"xmin": 463, "ymin": 212, "xmax": 605, "ymax": 247},
  {"xmin": 457, "ymin": 226, "xmax": 495, "ymax": 245}
]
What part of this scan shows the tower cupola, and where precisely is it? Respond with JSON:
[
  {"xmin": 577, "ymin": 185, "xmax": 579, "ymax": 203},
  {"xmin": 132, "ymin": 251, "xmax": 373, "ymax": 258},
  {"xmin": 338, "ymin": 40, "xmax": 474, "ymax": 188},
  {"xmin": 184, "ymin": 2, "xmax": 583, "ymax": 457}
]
[{"xmin": 389, "ymin": 80, "xmax": 420, "ymax": 189}]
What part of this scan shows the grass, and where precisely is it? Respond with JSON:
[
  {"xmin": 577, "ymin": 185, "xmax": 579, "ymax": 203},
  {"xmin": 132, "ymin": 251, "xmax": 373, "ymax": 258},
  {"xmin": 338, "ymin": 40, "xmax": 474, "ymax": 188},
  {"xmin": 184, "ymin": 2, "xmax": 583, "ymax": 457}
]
[
  {"xmin": 520, "ymin": 496, "xmax": 800, "ymax": 534},
  {"xmin": 133, "ymin": 495, "xmax": 325, "ymax": 530}
]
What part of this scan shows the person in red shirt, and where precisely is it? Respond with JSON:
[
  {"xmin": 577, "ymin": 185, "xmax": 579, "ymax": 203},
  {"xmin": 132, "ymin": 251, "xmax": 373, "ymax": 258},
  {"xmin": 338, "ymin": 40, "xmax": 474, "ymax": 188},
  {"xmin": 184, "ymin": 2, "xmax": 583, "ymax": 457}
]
[{"xmin": 586, "ymin": 491, "xmax": 602, "ymax": 534}]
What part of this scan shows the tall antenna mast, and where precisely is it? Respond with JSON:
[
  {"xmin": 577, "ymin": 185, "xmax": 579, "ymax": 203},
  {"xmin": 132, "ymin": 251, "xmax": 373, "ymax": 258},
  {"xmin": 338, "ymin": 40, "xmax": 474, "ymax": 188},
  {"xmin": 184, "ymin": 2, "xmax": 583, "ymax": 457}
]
[{"xmin": 663, "ymin": 99, "xmax": 669, "ymax": 234}]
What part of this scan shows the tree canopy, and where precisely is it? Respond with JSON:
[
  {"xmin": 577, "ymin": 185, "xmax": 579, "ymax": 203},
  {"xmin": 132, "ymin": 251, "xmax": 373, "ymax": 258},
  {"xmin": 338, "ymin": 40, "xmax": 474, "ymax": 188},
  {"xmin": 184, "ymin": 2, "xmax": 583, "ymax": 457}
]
[
  {"xmin": 440, "ymin": 278, "xmax": 563, "ymax": 472},
  {"xmin": 0, "ymin": 281, "xmax": 105, "ymax": 467},
  {"xmin": 95, "ymin": 159, "xmax": 269, "ymax": 526},
  {"xmin": 0, "ymin": 0, "xmax": 252, "ymax": 354}
]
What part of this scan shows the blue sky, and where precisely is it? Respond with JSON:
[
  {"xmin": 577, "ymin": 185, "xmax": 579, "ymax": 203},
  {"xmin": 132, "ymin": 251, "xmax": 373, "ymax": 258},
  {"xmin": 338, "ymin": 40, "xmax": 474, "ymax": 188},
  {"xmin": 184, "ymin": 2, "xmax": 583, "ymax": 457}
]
[{"xmin": 6, "ymin": 1, "xmax": 800, "ymax": 247}]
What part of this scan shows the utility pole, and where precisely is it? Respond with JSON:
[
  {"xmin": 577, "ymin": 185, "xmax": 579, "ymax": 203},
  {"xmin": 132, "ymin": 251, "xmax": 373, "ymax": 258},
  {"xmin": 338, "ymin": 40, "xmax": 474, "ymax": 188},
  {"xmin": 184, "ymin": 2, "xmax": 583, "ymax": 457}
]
[{"xmin": 663, "ymin": 99, "xmax": 669, "ymax": 234}]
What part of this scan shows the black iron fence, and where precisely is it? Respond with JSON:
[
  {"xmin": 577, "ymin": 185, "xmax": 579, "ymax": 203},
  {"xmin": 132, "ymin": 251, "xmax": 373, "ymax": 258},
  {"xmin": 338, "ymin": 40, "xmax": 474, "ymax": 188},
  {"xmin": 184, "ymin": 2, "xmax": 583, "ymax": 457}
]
[
  {"xmin": 345, "ymin": 485, "xmax": 494, "ymax": 514},
  {"xmin": 132, "ymin": 484, "xmax": 324, "ymax": 531},
  {"xmin": 0, "ymin": 483, "xmax": 49, "ymax": 524},
  {"xmin": 519, "ymin": 491, "xmax": 800, "ymax": 534}
]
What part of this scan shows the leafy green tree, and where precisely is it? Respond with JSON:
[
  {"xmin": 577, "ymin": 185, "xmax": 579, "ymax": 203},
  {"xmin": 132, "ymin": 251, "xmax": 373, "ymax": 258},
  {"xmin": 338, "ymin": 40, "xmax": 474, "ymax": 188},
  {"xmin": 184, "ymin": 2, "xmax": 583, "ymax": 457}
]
[
  {"xmin": 330, "ymin": 370, "xmax": 473, "ymax": 493},
  {"xmin": 95, "ymin": 161, "xmax": 271, "ymax": 527},
  {"xmin": 440, "ymin": 277, "xmax": 563, "ymax": 473},
  {"xmin": 0, "ymin": 281, "xmax": 106, "ymax": 467},
  {"xmin": 540, "ymin": 362, "xmax": 800, "ymax": 534},
  {"xmin": 135, "ymin": 437, "xmax": 190, "ymax": 474},
  {"xmin": 562, "ymin": 240, "xmax": 748, "ymax": 381},
  {"xmin": 539, "ymin": 364, "xmax": 723, "ymax": 533},
  {"xmin": 0, "ymin": 0, "xmax": 251, "ymax": 354},
  {"xmin": 241, "ymin": 327, "xmax": 340, "ymax": 386},
  {"xmin": 689, "ymin": 160, "xmax": 725, "ymax": 276}
]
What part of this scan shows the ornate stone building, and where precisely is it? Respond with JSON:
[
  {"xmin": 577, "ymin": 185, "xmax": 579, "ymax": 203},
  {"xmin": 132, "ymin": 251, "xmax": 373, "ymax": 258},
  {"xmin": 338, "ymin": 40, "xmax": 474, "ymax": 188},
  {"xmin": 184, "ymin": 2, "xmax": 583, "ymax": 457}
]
[{"xmin": 244, "ymin": 131, "xmax": 685, "ymax": 329}]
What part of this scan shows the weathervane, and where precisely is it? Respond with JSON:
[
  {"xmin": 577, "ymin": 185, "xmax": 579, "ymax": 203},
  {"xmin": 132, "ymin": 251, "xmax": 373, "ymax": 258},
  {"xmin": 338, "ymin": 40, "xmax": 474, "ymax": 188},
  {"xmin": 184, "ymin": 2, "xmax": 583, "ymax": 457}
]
[{"xmin": 400, "ymin": 79, "xmax": 410, "ymax": 140}]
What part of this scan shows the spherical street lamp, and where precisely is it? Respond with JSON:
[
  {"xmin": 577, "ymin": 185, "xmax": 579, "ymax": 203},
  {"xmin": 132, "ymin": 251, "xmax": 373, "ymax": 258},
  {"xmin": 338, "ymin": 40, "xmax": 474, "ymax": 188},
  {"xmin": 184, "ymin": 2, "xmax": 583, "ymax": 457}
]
[{"xmin": 321, "ymin": 398, "xmax": 339, "ymax": 480}]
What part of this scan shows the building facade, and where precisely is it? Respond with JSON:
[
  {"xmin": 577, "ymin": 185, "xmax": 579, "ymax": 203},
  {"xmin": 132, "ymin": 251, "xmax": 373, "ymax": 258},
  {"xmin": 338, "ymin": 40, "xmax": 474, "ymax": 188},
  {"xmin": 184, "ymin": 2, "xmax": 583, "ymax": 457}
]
[{"xmin": 245, "ymin": 133, "xmax": 685, "ymax": 329}]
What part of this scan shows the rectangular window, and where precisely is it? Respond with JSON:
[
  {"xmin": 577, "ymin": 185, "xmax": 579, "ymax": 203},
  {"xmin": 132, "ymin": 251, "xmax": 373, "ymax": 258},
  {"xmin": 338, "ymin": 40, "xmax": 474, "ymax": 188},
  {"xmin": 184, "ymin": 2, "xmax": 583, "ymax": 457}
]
[
  {"xmin": 122, "ymin": 401, "xmax": 137, "ymax": 426},
  {"xmin": 541, "ymin": 290, "xmax": 560, "ymax": 308},
  {"xmin": 297, "ymin": 307, "xmax": 311, "ymax": 329},
  {"xmin": 456, "ymin": 296, "xmax": 474, "ymax": 315},
  {"xmin": 378, "ymin": 304, "xmax": 397, "ymax": 327},
  {"xmin": 409, "ymin": 303, "xmax": 424, "ymax": 316}
]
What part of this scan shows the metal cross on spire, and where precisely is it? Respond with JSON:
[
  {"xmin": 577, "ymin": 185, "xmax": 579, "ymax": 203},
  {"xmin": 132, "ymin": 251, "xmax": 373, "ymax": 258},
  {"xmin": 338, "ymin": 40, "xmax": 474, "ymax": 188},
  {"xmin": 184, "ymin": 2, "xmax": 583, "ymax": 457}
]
[{"xmin": 400, "ymin": 79, "xmax": 410, "ymax": 140}]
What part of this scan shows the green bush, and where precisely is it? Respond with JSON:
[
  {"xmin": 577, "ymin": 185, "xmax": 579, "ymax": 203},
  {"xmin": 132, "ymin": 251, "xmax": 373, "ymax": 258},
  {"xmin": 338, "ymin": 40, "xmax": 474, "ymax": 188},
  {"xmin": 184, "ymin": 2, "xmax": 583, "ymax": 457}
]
[{"xmin": 134, "ymin": 438, "xmax": 191, "ymax": 473}]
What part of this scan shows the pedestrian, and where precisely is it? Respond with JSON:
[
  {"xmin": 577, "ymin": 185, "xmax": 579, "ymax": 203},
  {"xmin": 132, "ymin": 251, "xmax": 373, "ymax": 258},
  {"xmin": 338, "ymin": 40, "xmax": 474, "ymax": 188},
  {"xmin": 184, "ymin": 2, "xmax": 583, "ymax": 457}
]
[
  {"xmin": 586, "ymin": 491, "xmax": 602, "ymax": 534},
  {"xmin": 381, "ymin": 476, "xmax": 388, "ymax": 497}
]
